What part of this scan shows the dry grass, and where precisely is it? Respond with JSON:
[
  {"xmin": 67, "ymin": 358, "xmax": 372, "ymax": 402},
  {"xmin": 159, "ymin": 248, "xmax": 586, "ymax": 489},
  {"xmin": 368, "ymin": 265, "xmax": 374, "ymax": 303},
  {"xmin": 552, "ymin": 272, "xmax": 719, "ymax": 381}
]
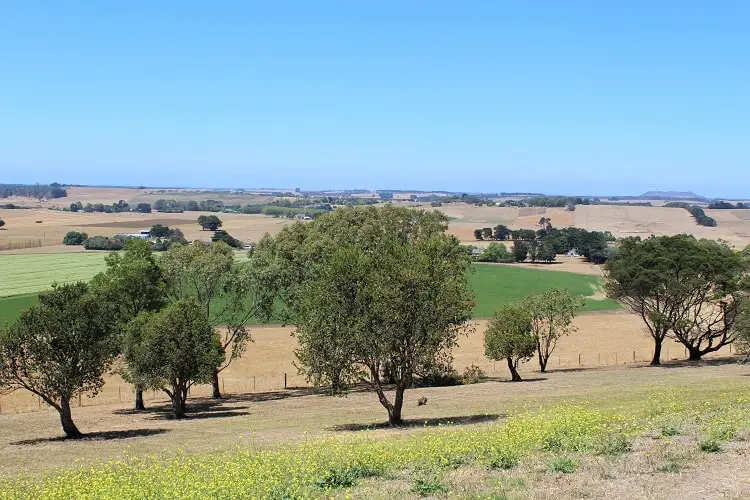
[{"xmin": 0, "ymin": 208, "xmax": 293, "ymax": 249}]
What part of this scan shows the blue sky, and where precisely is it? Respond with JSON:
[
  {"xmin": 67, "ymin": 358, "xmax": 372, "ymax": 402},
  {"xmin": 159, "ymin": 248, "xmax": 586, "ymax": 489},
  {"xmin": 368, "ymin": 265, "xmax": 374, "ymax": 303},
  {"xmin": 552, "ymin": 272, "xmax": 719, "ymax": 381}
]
[{"xmin": 1, "ymin": 2, "xmax": 748, "ymax": 197}]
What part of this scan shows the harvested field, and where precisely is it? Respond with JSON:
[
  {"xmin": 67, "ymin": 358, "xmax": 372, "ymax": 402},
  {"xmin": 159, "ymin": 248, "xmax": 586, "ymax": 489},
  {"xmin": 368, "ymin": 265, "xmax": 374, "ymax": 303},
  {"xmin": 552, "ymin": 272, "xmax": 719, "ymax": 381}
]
[{"xmin": 0, "ymin": 208, "xmax": 293, "ymax": 249}]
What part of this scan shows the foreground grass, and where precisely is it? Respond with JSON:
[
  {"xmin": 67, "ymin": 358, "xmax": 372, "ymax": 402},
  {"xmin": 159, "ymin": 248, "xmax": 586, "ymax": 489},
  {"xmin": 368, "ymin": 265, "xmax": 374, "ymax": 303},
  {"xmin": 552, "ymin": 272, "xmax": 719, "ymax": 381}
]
[{"xmin": 2, "ymin": 387, "xmax": 747, "ymax": 499}]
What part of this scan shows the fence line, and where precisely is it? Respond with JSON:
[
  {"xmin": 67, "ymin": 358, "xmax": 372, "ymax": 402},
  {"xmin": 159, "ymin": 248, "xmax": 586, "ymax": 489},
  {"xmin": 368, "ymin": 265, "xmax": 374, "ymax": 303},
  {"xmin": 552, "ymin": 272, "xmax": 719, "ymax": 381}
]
[{"xmin": 0, "ymin": 348, "xmax": 737, "ymax": 415}]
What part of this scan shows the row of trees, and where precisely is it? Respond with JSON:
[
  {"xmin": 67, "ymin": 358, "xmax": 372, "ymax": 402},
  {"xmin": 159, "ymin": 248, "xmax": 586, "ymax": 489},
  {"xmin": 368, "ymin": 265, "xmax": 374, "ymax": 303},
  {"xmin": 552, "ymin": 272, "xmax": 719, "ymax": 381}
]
[
  {"xmin": 68, "ymin": 201, "xmax": 151, "ymax": 214},
  {"xmin": 0, "ymin": 239, "xmax": 274, "ymax": 436},
  {"xmin": 0, "ymin": 183, "xmax": 67, "ymax": 199},
  {"xmin": 474, "ymin": 220, "xmax": 615, "ymax": 264},
  {"xmin": 604, "ymin": 235, "xmax": 749, "ymax": 365},
  {"xmin": 664, "ymin": 202, "xmax": 718, "ymax": 227},
  {"xmin": 707, "ymin": 201, "xmax": 748, "ymax": 210}
]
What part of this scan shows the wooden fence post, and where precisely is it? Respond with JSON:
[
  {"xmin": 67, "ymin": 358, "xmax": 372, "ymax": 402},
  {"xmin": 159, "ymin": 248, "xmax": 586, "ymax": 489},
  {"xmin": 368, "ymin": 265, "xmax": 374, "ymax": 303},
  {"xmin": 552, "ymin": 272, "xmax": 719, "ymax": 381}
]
[{"xmin": 284, "ymin": 373, "xmax": 287, "ymax": 389}]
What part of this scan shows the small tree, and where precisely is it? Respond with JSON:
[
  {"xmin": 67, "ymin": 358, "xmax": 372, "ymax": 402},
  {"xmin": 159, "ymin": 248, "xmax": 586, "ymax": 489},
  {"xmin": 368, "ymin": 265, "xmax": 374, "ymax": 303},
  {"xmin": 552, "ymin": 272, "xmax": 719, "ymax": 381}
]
[
  {"xmin": 536, "ymin": 241, "xmax": 556, "ymax": 263},
  {"xmin": 90, "ymin": 239, "xmax": 166, "ymax": 410},
  {"xmin": 484, "ymin": 303, "xmax": 536, "ymax": 381},
  {"xmin": 493, "ymin": 224, "xmax": 511, "ymax": 241},
  {"xmin": 482, "ymin": 227, "xmax": 493, "ymax": 240},
  {"xmin": 123, "ymin": 299, "xmax": 223, "ymax": 418},
  {"xmin": 136, "ymin": 203, "xmax": 152, "ymax": 213},
  {"xmin": 150, "ymin": 224, "xmax": 171, "ymax": 238},
  {"xmin": 197, "ymin": 215, "xmax": 222, "ymax": 231},
  {"xmin": 512, "ymin": 241, "xmax": 529, "ymax": 262},
  {"xmin": 212, "ymin": 230, "xmax": 242, "ymax": 248},
  {"xmin": 524, "ymin": 289, "xmax": 585, "ymax": 372},
  {"xmin": 474, "ymin": 228, "xmax": 484, "ymax": 241},
  {"xmin": 161, "ymin": 241, "xmax": 273, "ymax": 398},
  {"xmin": 0, "ymin": 283, "xmax": 118, "ymax": 437},
  {"xmin": 62, "ymin": 231, "xmax": 88, "ymax": 245},
  {"xmin": 0, "ymin": 219, "xmax": 5, "ymax": 229},
  {"xmin": 477, "ymin": 243, "xmax": 514, "ymax": 263}
]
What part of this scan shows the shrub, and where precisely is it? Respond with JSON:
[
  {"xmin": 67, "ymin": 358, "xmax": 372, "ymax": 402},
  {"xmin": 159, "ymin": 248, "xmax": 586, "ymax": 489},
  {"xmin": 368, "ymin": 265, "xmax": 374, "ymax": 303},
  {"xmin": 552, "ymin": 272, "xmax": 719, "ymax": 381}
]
[
  {"xmin": 62, "ymin": 231, "xmax": 88, "ymax": 245},
  {"xmin": 595, "ymin": 433, "xmax": 633, "ymax": 456},
  {"xmin": 315, "ymin": 465, "xmax": 378, "ymax": 489},
  {"xmin": 698, "ymin": 438, "xmax": 722, "ymax": 453},
  {"xmin": 548, "ymin": 457, "xmax": 578, "ymax": 474},
  {"xmin": 661, "ymin": 424, "xmax": 680, "ymax": 437},
  {"xmin": 411, "ymin": 469, "xmax": 448, "ymax": 497},
  {"xmin": 82, "ymin": 235, "xmax": 125, "ymax": 251},
  {"xmin": 486, "ymin": 449, "xmax": 519, "ymax": 470},
  {"xmin": 461, "ymin": 364, "xmax": 486, "ymax": 384},
  {"xmin": 477, "ymin": 243, "xmax": 515, "ymax": 263}
]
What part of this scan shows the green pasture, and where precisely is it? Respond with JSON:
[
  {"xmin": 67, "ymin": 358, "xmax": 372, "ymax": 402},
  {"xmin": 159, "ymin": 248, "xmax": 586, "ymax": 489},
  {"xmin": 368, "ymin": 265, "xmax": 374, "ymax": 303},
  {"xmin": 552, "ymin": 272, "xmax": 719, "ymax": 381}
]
[
  {"xmin": 0, "ymin": 255, "xmax": 617, "ymax": 326},
  {"xmin": 470, "ymin": 263, "xmax": 619, "ymax": 317},
  {"xmin": 0, "ymin": 253, "xmax": 111, "ymax": 298}
]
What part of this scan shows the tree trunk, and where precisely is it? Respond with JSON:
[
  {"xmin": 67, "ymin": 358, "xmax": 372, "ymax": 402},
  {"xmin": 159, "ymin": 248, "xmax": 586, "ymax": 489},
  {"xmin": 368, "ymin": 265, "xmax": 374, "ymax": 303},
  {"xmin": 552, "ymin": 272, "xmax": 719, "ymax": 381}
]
[
  {"xmin": 537, "ymin": 346, "xmax": 548, "ymax": 373},
  {"xmin": 650, "ymin": 339, "xmax": 663, "ymax": 366},
  {"xmin": 135, "ymin": 387, "xmax": 145, "ymax": 411},
  {"xmin": 59, "ymin": 398, "xmax": 83, "ymax": 438},
  {"xmin": 171, "ymin": 385, "xmax": 185, "ymax": 419},
  {"xmin": 507, "ymin": 358, "xmax": 522, "ymax": 382},
  {"xmin": 389, "ymin": 384, "xmax": 405, "ymax": 426},
  {"xmin": 687, "ymin": 347, "xmax": 703, "ymax": 361},
  {"xmin": 211, "ymin": 369, "xmax": 222, "ymax": 399}
]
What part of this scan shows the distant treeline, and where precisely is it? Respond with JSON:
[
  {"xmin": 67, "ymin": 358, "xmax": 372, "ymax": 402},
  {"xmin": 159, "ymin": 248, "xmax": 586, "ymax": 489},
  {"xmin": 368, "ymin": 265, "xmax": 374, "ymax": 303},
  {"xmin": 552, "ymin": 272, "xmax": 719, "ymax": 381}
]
[
  {"xmin": 0, "ymin": 183, "xmax": 67, "ymax": 199},
  {"xmin": 68, "ymin": 201, "xmax": 152, "ymax": 214},
  {"xmin": 664, "ymin": 202, "xmax": 718, "ymax": 227},
  {"xmin": 707, "ymin": 200, "xmax": 748, "ymax": 209},
  {"xmin": 152, "ymin": 196, "xmax": 377, "ymax": 217},
  {"xmin": 474, "ymin": 221, "xmax": 615, "ymax": 264}
]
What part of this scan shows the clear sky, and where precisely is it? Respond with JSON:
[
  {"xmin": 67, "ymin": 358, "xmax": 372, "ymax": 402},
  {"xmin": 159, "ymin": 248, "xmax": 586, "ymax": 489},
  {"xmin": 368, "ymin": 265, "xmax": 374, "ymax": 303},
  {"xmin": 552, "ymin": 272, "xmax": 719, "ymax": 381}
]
[{"xmin": 1, "ymin": 2, "xmax": 748, "ymax": 197}]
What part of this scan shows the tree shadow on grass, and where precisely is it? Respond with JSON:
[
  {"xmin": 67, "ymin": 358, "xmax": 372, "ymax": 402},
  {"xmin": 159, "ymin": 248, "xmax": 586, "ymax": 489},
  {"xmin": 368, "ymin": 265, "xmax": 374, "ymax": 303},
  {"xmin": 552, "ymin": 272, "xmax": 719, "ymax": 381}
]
[
  {"xmin": 329, "ymin": 413, "xmax": 504, "ymax": 432},
  {"xmin": 636, "ymin": 357, "xmax": 741, "ymax": 369},
  {"xmin": 114, "ymin": 397, "xmax": 250, "ymax": 421},
  {"xmin": 11, "ymin": 428, "xmax": 169, "ymax": 446},
  {"xmin": 477, "ymin": 376, "xmax": 548, "ymax": 383}
]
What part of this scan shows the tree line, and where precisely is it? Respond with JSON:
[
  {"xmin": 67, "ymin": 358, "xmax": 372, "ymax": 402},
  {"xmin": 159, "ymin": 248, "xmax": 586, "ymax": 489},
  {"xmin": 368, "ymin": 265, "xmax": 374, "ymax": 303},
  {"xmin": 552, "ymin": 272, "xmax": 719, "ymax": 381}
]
[
  {"xmin": 664, "ymin": 202, "xmax": 718, "ymax": 227},
  {"xmin": 707, "ymin": 201, "xmax": 748, "ymax": 210},
  {"xmin": 0, "ymin": 183, "xmax": 67, "ymax": 199},
  {"xmin": 473, "ymin": 220, "xmax": 615, "ymax": 264},
  {"xmin": 68, "ymin": 201, "xmax": 152, "ymax": 214}
]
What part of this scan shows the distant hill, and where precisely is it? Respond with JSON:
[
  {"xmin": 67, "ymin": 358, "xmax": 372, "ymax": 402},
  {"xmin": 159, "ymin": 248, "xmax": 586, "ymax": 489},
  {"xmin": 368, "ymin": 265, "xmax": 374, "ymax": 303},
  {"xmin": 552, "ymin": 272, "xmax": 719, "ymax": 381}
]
[{"xmin": 639, "ymin": 191, "xmax": 706, "ymax": 200}]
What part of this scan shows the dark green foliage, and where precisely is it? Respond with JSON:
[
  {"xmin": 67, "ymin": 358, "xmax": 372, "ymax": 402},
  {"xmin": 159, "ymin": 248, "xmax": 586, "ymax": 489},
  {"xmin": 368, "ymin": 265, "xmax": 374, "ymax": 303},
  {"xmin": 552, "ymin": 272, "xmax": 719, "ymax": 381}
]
[
  {"xmin": 123, "ymin": 299, "xmax": 223, "ymax": 418},
  {"xmin": 494, "ymin": 224, "xmax": 511, "ymax": 240},
  {"xmin": 512, "ymin": 241, "xmax": 529, "ymax": 262},
  {"xmin": 62, "ymin": 231, "xmax": 88, "ymax": 245},
  {"xmin": 484, "ymin": 302, "xmax": 536, "ymax": 381},
  {"xmin": 665, "ymin": 202, "xmax": 718, "ymax": 226},
  {"xmin": 136, "ymin": 203, "xmax": 152, "ymax": 213},
  {"xmin": 211, "ymin": 230, "xmax": 242, "ymax": 248},
  {"xmin": 197, "ymin": 215, "xmax": 223, "ymax": 231},
  {"xmin": 253, "ymin": 206, "xmax": 474, "ymax": 425},
  {"xmin": 0, "ymin": 220, "xmax": 4, "ymax": 229},
  {"xmin": 82, "ymin": 235, "xmax": 126, "ymax": 250},
  {"xmin": 150, "ymin": 224, "xmax": 171, "ymax": 238},
  {"xmin": 477, "ymin": 243, "xmax": 515, "ymax": 263},
  {"xmin": 0, "ymin": 283, "xmax": 119, "ymax": 437},
  {"xmin": 315, "ymin": 465, "xmax": 378, "ymax": 489},
  {"xmin": 474, "ymin": 228, "xmax": 484, "ymax": 240},
  {"xmin": 604, "ymin": 235, "xmax": 747, "ymax": 364}
]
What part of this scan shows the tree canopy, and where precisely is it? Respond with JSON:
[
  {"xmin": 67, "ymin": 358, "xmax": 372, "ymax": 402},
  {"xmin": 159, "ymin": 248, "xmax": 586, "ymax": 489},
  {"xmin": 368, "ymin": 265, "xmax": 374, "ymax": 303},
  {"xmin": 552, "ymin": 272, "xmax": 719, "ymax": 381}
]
[
  {"xmin": 484, "ymin": 302, "xmax": 536, "ymax": 381},
  {"xmin": 252, "ymin": 206, "xmax": 474, "ymax": 425},
  {"xmin": 197, "ymin": 215, "xmax": 222, "ymax": 231},
  {"xmin": 0, "ymin": 283, "xmax": 119, "ymax": 437}
]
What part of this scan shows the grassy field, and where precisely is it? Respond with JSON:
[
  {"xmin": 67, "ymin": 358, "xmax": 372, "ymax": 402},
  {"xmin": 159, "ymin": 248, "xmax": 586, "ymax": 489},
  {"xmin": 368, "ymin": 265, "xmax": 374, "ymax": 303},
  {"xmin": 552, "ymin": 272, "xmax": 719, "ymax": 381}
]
[
  {"xmin": 470, "ymin": 263, "xmax": 618, "ymax": 317},
  {"xmin": 0, "ymin": 261, "xmax": 617, "ymax": 326},
  {"xmin": 2, "ymin": 375, "xmax": 748, "ymax": 498},
  {"xmin": 0, "ymin": 252, "xmax": 111, "ymax": 297}
]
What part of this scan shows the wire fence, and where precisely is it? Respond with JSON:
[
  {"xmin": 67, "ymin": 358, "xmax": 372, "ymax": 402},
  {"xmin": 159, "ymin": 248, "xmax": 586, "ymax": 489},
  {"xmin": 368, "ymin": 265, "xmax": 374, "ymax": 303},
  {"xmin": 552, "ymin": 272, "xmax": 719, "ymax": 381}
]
[{"xmin": 0, "ymin": 346, "xmax": 738, "ymax": 415}]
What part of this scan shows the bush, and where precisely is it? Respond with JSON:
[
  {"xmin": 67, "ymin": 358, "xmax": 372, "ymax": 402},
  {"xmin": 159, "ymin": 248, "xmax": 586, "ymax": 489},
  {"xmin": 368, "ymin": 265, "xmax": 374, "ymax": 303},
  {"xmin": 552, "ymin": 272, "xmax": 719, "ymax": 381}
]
[
  {"xmin": 548, "ymin": 457, "xmax": 578, "ymax": 474},
  {"xmin": 411, "ymin": 469, "xmax": 448, "ymax": 496},
  {"xmin": 461, "ymin": 364, "xmax": 486, "ymax": 384},
  {"xmin": 698, "ymin": 438, "xmax": 722, "ymax": 453},
  {"xmin": 62, "ymin": 231, "xmax": 88, "ymax": 245},
  {"xmin": 595, "ymin": 433, "xmax": 633, "ymax": 456},
  {"xmin": 82, "ymin": 235, "xmax": 125, "ymax": 251},
  {"xmin": 477, "ymin": 243, "xmax": 515, "ymax": 263}
]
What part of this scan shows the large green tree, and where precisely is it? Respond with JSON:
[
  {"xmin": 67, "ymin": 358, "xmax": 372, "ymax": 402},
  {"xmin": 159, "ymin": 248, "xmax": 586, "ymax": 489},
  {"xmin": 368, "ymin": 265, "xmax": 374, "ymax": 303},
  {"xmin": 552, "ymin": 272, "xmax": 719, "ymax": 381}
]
[
  {"xmin": 161, "ymin": 241, "xmax": 273, "ymax": 398},
  {"xmin": 90, "ymin": 239, "xmax": 166, "ymax": 410},
  {"xmin": 0, "ymin": 283, "xmax": 119, "ymax": 437},
  {"xmin": 604, "ymin": 235, "xmax": 748, "ymax": 364},
  {"xmin": 484, "ymin": 302, "xmax": 536, "ymax": 381},
  {"xmin": 523, "ymin": 289, "xmax": 584, "ymax": 372},
  {"xmin": 197, "ymin": 215, "xmax": 222, "ymax": 231},
  {"xmin": 123, "ymin": 299, "xmax": 223, "ymax": 418},
  {"xmin": 253, "ymin": 206, "xmax": 474, "ymax": 425}
]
